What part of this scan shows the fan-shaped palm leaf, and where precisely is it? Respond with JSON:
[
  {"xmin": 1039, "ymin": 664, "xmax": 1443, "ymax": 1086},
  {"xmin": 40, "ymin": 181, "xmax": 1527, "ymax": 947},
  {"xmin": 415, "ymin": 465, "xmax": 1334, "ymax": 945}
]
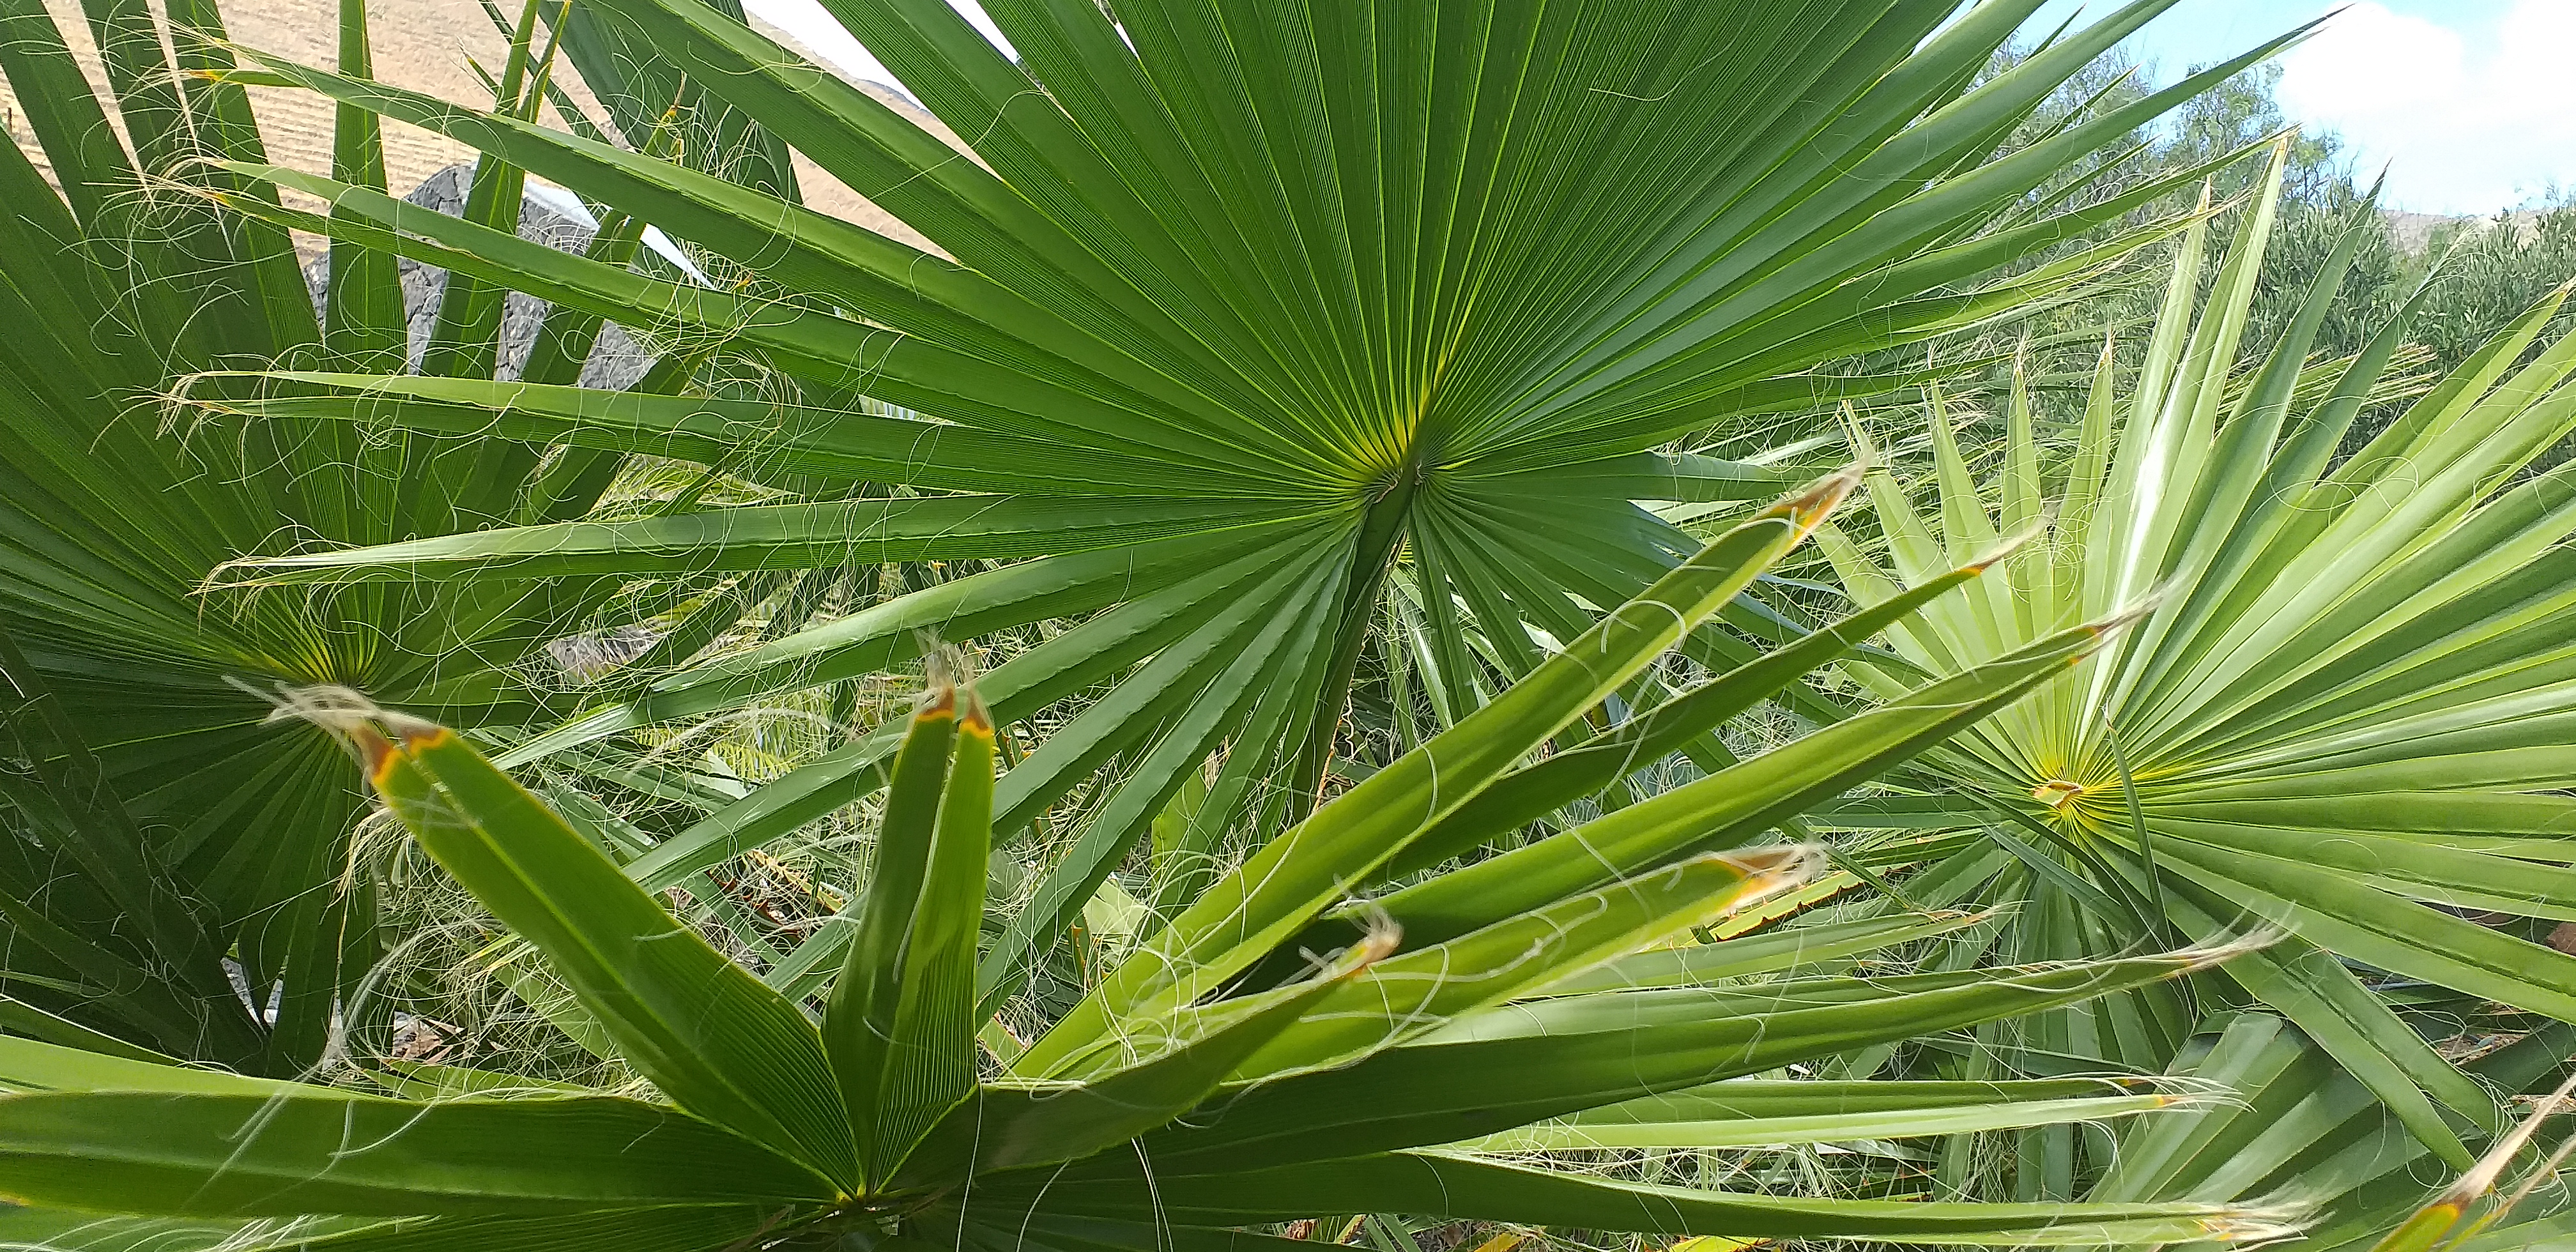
[
  {"xmin": 1818, "ymin": 144, "xmax": 2576, "ymax": 1176},
  {"xmin": 2042, "ymin": 1014, "xmax": 2576, "ymax": 1252},
  {"xmin": 0, "ymin": 0, "xmax": 713, "ymax": 1069},
  {"xmin": 185, "ymin": 0, "xmax": 2303, "ymax": 992}
]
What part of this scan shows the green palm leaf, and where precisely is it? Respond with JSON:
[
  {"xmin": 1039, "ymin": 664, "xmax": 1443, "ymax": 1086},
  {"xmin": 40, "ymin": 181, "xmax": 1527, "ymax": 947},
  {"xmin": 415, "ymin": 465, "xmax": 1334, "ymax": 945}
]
[
  {"xmin": 0, "ymin": 482, "xmax": 2290, "ymax": 1248},
  {"xmin": 2085, "ymin": 1014, "xmax": 2576, "ymax": 1251},
  {"xmin": 0, "ymin": 0, "xmax": 797, "ymax": 1071},
  {"xmin": 1818, "ymin": 141, "xmax": 2576, "ymax": 1200},
  {"xmin": 176, "ymin": 0, "xmax": 2299, "ymax": 1000}
]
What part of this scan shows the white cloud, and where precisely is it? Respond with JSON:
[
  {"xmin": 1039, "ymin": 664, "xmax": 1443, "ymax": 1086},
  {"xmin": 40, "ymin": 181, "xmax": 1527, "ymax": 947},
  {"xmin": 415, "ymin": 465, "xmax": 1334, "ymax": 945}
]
[
  {"xmin": 2277, "ymin": 0, "xmax": 2576, "ymax": 213},
  {"xmin": 742, "ymin": 0, "xmax": 1015, "ymax": 102}
]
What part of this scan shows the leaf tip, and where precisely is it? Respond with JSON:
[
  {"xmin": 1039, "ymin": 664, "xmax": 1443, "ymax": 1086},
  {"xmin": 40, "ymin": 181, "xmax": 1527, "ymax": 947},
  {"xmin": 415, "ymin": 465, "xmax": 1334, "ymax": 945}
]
[
  {"xmin": 1771, "ymin": 465, "xmax": 1862, "ymax": 537},
  {"xmin": 2082, "ymin": 596, "xmax": 2161, "ymax": 645},
  {"xmin": 1323, "ymin": 906, "xmax": 1404, "ymax": 978},
  {"xmin": 1716, "ymin": 843, "xmax": 1825, "ymax": 909},
  {"xmin": 229, "ymin": 680, "xmax": 445, "ymax": 783},
  {"xmin": 917, "ymin": 682, "xmax": 958, "ymax": 722},
  {"xmin": 919, "ymin": 634, "xmax": 987, "ymax": 731},
  {"xmin": 1968, "ymin": 521, "xmax": 2044, "ymax": 573},
  {"xmin": 2196, "ymin": 1203, "xmax": 2313, "ymax": 1248},
  {"xmin": 1347, "ymin": 926, "xmax": 1401, "ymax": 972},
  {"xmin": 2174, "ymin": 928, "xmax": 2284, "ymax": 975}
]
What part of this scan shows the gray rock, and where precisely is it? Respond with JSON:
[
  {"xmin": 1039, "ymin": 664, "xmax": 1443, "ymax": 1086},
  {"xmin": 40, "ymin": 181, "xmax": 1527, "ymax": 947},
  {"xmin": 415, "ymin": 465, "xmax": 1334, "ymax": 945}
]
[{"xmin": 305, "ymin": 163, "xmax": 653, "ymax": 390}]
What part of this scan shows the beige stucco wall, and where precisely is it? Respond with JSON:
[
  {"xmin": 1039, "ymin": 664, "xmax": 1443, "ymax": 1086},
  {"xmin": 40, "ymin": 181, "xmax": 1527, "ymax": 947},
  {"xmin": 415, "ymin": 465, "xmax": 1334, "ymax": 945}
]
[{"xmin": 3, "ymin": 0, "xmax": 956, "ymax": 256}]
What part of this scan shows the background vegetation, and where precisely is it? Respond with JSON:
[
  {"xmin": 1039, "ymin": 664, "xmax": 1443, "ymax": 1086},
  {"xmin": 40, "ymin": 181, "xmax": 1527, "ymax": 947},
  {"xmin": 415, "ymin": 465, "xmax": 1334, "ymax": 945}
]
[{"xmin": 4, "ymin": 0, "xmax": 2576, "ymax": 1249}]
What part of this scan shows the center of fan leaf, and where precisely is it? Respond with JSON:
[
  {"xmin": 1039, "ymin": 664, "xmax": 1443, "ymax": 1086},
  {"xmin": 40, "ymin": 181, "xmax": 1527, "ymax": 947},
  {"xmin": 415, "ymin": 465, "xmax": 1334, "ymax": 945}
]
[{"xmin": 2031, "ymin": 779, "xmax": 2085, "ymax": 811}]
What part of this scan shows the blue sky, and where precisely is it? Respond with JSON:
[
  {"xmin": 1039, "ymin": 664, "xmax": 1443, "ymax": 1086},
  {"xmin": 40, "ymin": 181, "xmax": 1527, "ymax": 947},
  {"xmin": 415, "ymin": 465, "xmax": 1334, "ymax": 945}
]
[
  {"xmin": 2033, "ymin": 1, "xmax": 2575, "ymax": 215},
  {"xmin": 748, "ymin": 0, "xmax": 2575, "ymax": 218}
]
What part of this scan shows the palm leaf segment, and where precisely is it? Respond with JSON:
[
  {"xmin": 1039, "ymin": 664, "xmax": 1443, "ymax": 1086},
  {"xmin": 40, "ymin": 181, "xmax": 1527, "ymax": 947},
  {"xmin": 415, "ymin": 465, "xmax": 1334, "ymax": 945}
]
[
  {"xmin": 0, "ymin": 496, "xmax": 2290, "ymax": 1249},
  {"xmin": 2073, "ymin": 1012, "xmax": 2576, "ymax": 1250},
  {"xmin": 1820, "ymin": 148, "xmax": 2576, "ymax": 1173},
  {"xmin": 0, "ymin": 0, "xmax": 693, "ymax": 1071},
  {"xmin": 192, "ymin": 0, "xmax": 2298, "ymax": 991}
]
